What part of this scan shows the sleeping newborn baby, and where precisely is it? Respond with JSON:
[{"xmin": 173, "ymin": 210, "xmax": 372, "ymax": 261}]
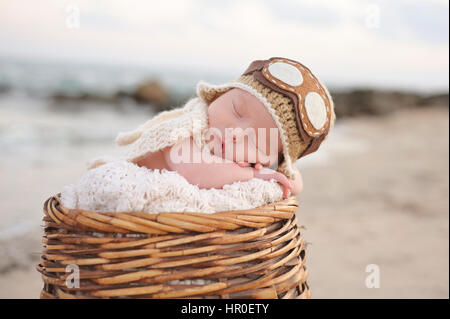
[
  {"xmin": 133, "ymin": 87, "xmax": 299, "ymax": 199},
  {"xmin": 62, "ymin": 57, "xmax": 336, "ymax": 213}
]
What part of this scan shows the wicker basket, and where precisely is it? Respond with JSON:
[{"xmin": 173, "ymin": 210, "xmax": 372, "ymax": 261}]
[{"xmin": 37, "ymin": 194, "xmax": 311, "ymax": 299}]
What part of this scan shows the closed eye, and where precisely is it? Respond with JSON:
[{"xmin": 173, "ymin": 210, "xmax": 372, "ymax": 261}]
[{"xmin": 232, "ymin": 102, "xmax": 241, "ymax": 118}]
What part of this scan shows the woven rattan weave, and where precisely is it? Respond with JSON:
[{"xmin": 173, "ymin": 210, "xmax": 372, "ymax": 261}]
[{"xmin": 37, "ymin": 194, "xmax": 310, "ymax": 299}]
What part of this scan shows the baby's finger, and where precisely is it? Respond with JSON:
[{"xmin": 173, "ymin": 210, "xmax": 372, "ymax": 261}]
[
  {"xmin": 254, "ymin": 163, "xmax": 262, "ymax": 170},
  {"xmin": 274, "ymin": 172, "xmax": 292, "ymax": 190},
  {"xmin": 280, "ymin": 182, "xmax": 291, "ymax": 198},
  {"xmin": 283, "ymin": 187, "xmax": 291, "ymax": 199}
]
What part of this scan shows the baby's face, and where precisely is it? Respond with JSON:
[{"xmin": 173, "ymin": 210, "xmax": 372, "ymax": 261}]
[{"xmin": 207, "ymin": 88, "xmax": 282, "ymax": 166}]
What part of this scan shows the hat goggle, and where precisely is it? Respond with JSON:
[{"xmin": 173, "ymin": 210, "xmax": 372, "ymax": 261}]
[{"xmin": 261, "ymin": 58, "xmax": 331, "ymax": 137}]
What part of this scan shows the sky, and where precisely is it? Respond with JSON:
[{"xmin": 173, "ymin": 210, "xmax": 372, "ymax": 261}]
[{"xmin": 0, "ymin": 0, "xmax": 448, "ymax": 91}]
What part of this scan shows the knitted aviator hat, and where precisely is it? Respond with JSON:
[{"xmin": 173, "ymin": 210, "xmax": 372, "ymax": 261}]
[{"xmin": 197, "ymin": 57, "xmax": 336, "ymax": 179}]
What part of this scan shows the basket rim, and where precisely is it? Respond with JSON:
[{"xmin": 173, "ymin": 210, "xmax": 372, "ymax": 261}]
[{"xmin": 43, "ymin": 194, "xmax": 299, "ymax": 235}]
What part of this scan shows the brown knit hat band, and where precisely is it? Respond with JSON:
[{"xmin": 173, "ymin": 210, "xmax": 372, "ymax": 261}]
[{"xmin": 235, "ymin": 74, "xmax": 306, "ymax": 163}]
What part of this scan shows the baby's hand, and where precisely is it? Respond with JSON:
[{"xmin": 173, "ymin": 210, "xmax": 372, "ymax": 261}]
[
  {"xmin": 252, "ymin": 166, "xmax": 292, "ymax": 199},
  {"xmin": 237, "ymin": 162, "xmax": 262, "ymax": 170}
]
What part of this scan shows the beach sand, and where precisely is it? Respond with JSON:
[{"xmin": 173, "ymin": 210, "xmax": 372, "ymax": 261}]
[
  {"xmin": 0, "ymin": 105, "xmax": 448, "ymax": 298},
  {"xmin": 299, "ymin": 105, "xmax": 449, "ymax": 298}
]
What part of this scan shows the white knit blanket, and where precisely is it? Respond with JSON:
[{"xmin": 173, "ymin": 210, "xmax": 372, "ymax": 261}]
[{"xmin": 61, "ymin": 160, "xmax": 283, "ymax": 213}]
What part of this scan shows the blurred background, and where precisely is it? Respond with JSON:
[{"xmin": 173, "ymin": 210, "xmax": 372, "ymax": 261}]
[{"xmin": 0, "ymin": 0, "xmax": 448, "ymax": 298}]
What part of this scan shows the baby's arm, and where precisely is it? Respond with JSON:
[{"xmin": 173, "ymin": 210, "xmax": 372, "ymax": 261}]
[
  {"xmin": 162, "ymin": 137, "xmax": 254, "ymax": 189},
  {"xmin": 163, "ymin": 137, "xmax": 292, "ymax": 198}
]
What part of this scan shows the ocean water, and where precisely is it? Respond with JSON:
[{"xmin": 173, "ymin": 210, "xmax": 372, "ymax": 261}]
[
  {"xmin": 0, "ymin": 58, "xmax": 236, "ymax": 161},
  {"xmin": 0, "ymin": 58, "xmax": 229, "ymax": 97},
  {"xmin": 0, "ymin": 93, "xmax": 368, "ymax": 166},
  {"xmin": 0, "ymin": 93, "xmax": 152, "ymax": 158}
]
